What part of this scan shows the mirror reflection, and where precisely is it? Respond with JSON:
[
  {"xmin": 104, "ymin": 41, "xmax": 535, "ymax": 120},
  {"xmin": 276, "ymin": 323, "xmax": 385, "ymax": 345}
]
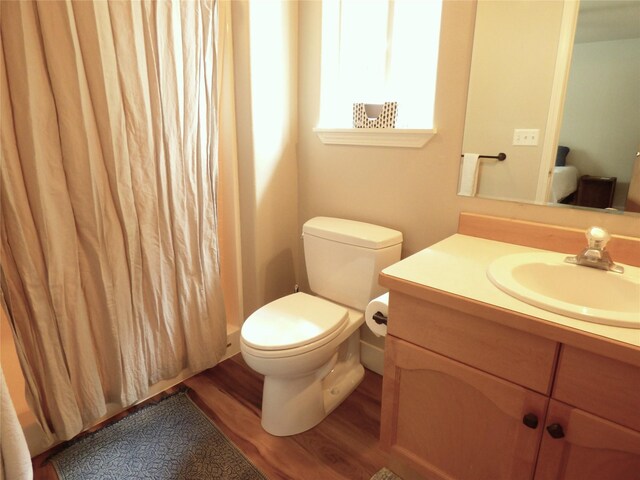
[{"xmin": 461, "ymin": 0, "xmax": 640, "ymax": 214}]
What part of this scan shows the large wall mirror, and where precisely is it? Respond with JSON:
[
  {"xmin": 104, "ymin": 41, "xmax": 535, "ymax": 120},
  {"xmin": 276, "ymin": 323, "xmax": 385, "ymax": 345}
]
[{"xmin": 460, "ymin": 0, "xmax": 640, "ymax": 215}]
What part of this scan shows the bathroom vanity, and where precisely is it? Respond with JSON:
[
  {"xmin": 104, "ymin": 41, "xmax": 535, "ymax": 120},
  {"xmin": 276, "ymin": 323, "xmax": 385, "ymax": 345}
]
[{"xmin": 378, "ymin": 213, "xmax": 640, "ymax": 480}]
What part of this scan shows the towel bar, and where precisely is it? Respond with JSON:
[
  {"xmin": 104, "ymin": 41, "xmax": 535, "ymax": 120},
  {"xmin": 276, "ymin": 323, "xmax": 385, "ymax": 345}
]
[{"xmin": 460, "ymin": 153, "xmax": 506, "ymax": 161}]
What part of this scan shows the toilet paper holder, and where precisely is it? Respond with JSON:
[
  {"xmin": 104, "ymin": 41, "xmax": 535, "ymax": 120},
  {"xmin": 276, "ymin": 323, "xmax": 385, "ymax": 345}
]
[{"xmin": 372, "ymin": 311, "xmax": 388, "ymax": 326}]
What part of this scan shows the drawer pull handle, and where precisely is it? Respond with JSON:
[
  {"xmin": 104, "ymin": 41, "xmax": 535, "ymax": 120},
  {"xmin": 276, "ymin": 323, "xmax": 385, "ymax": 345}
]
[
  {"xmin": 546, "ymin": 423, "xmax": 565, "ymax": 439},
  {"xmin": 522, "ymin": 413, "xmax": 539, "ymax": 429}
]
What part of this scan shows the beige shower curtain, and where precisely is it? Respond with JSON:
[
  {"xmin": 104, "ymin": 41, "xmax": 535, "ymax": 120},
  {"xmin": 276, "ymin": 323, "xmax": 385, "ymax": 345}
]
[{"xmin": 0, "ymin": 0, "xmax": 227, "ymax": 442}]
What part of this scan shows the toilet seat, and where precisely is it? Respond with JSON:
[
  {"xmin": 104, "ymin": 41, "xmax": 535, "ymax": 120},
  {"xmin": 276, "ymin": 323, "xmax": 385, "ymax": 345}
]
[{"xmin": 241, "ymin": 292, "xmax": 348, "ymax": 358}]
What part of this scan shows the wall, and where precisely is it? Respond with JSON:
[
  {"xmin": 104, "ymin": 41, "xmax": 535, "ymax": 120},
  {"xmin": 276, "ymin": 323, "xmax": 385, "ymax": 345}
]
[
  {"xmin": 464, "ymin": 0, "xmax": 565, "ymax": 202},
  {"xmin": 232, "ymin": 1, "xmax": 300, "ymax": 317},
  {"xmin": 559, "ymin": 37, "xmax": 640, "ymax": 209},
  {"xmin": 297, "ymin": 0, "xmax": 639, "ymax": 274},
  {"xmin": 231, "ymin": 0, "xmax": 639, "ymax": 335}
]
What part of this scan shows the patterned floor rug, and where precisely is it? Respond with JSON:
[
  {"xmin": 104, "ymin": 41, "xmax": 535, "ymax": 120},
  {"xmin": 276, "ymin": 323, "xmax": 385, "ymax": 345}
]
[{"xmin": 49, "ymin": 391, "xmax": 266, "ymax": 480}]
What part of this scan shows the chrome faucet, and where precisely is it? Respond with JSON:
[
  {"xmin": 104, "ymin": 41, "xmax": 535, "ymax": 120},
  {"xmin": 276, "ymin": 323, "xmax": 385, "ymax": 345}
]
[{"xmin": 565, "ymin": 226, "xmax": 624, "ymax": 274}]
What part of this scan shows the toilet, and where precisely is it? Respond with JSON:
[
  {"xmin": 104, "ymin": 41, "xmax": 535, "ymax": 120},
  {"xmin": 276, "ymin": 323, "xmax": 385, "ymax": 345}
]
[{"xmin": 240, "ymin": 217, "xmax": 402, "ymax": 436}]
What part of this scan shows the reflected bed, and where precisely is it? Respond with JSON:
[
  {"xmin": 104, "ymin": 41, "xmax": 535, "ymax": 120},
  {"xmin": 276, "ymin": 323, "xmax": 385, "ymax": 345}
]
[{"xmin": 550, "ymin": 165, "xmax": 579, "ymax": 203}]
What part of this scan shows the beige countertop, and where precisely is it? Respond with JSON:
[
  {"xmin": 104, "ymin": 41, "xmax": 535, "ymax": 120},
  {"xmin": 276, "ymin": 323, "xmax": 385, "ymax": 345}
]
[{"xmin": 381, "ymin": 234, "xmax": 640, "ymax": 350}]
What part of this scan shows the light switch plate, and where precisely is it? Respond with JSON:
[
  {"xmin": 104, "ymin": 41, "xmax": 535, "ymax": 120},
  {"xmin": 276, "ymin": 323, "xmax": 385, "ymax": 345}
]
[{"xmin": 513, "ymin": 129, "xmax": 540, "ymax": 146}]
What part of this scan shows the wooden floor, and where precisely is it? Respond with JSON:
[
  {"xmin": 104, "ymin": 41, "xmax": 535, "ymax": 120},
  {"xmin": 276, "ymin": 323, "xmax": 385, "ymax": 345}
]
[{"xmin": 32, "ymin": 355, "xmax": 389, "ymax": 479}]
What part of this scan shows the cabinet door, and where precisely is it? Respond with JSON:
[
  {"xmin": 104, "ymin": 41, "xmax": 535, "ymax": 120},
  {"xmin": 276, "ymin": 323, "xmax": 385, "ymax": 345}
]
[
  {"xmin": 381, "ymin": 336, "xmax": 548, "ymax": 480},
  {"xmin": 535, "ymin": 400, "xmax": 640, "ymax": 480}
]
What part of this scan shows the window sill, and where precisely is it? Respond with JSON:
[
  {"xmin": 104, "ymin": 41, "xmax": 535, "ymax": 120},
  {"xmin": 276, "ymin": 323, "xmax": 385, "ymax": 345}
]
[{"xmin": 313, "ymin": 128, "xmax": 436, "ymax": 148}]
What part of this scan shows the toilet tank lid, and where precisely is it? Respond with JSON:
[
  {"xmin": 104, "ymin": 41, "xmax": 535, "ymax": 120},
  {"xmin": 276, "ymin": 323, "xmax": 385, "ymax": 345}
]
[{"xmin": 303, "ymin": 217, "xmax": 402, "ymax": 249}]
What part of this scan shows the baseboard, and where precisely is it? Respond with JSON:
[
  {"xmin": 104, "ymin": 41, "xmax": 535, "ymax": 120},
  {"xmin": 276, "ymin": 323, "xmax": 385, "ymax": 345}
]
[
  {"xmin": 361, "ymin": 338, "xmax": 385, "ymax": 376},
  {"xmin": 223, "ymin": 324, "xmax": 241, "ymax": 361}
]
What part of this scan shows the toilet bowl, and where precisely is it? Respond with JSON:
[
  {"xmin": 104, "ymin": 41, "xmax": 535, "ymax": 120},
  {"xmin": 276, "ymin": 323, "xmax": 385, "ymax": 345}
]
[
  {"xmin": 240, "ymin": 217, "xmax": 402, "ymax": 436},
  {"xmin": 241, "ymin": 292, "xmax": 365, "ymax": 436}
]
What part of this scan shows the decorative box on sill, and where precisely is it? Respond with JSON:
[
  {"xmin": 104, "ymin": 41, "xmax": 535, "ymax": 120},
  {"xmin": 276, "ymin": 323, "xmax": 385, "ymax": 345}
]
[{"xmin": 353, "ymin": 102, "xmax": 397, "ymax": 128}]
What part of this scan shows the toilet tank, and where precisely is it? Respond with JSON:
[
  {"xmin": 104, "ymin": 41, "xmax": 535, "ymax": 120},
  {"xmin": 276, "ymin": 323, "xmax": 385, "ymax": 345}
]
[{"xmin": 302, "ymin": 217, "xmax": 403, "ymax": 311}]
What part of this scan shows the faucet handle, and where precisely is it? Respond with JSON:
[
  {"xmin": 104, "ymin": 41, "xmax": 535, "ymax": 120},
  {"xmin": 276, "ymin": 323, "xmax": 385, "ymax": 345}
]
[
  {"xmin": 567, "ymin": 226, "xmax": 623, "ymax": 273},
  {"xmin": 586, "ymin": 226, "xmax": 611, "ymax": 249}
]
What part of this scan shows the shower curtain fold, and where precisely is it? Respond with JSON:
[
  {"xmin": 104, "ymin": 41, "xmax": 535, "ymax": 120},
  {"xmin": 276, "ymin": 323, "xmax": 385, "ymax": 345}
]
[{"xmin": 0, "ymin": 0, "xmax": 227, "ymax": 443}]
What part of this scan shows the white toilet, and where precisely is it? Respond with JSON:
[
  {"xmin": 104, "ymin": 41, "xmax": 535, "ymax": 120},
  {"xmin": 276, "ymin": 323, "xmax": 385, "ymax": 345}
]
[{"xmin": 240, "ymin": 217, "xmax": 402, "ymax": 436}]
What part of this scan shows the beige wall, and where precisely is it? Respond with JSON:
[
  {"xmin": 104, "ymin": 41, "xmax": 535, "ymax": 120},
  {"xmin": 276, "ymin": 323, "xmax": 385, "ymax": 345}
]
[
  {"xmin": 232, "ymin": 1, "xmax": 300, "ymax": 317},
  {"xmin": 464, "ymin": 0, "xmax": 565, "ymax": 202},
  {"xmin": 233, "ymin": 0, "xmax": 639, "ymax": 323},
  {"xmin": 298, "ymin": 0, "xmax": 472, "ymax": 264},
  {"xmin": 296, "ymin": 0, "xmax": 639, "ymax": 288}
]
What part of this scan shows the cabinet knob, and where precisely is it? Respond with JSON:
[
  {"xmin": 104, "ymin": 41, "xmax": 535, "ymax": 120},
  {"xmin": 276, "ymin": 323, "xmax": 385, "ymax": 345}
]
[
  {"xmin": 522, "ymin": 413, "xmax": 539, "ymax": 429},
  {"xmin": 546, "ymin": 423, "xmax": 565, "ymax": 439}
]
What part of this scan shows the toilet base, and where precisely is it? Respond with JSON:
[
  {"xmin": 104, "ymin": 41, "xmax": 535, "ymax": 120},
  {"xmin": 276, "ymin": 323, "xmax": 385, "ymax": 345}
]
[{"xmin": 260, "ymin": 331, "xmax": 364, "ymax": 436}]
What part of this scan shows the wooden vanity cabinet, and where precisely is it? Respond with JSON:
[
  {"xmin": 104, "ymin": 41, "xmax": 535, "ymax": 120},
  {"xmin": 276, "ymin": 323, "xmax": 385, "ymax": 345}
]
[
  {"xmin": 535, "ymin": 400, "xmax": 640, "ymax": 480},
  {"xmin": 380, "ymin": 292, "xmax": 559, "ymax": 480},
  {"xmin": 382, "ymin": 336, "xmax": 548, "ymax": 480},
  {"xmin": 536, "ymin": 346, "xmax": 640, "ymax": 480},
  {"xmin": 380, "ymin": 292, "xmax": 640, "ymax": 480}
]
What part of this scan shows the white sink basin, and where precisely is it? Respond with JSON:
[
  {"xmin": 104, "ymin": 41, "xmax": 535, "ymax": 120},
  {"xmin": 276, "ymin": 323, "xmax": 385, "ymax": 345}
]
[{"xmin": 487, "ymin": 252, "xmax": 640, "ymax": 329}]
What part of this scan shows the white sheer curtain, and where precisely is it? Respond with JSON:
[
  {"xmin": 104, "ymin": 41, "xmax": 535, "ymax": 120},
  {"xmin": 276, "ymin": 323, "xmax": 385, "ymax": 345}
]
[{"xmin": 0, "ymin": 0, "xmax": 227, "ymax": 442}]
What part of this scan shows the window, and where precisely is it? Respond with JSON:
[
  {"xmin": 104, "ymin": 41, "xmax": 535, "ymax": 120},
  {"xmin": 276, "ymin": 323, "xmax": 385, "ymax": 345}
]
[{"xmin": 318, "ymin": 0, "xmax": 443, "ymax": 131}]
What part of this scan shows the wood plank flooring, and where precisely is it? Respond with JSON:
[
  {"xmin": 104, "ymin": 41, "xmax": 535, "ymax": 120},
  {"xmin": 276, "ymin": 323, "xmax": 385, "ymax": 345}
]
[{"xmin": 32, "ymin": 355, "xmax": 389, "ymax": 479}]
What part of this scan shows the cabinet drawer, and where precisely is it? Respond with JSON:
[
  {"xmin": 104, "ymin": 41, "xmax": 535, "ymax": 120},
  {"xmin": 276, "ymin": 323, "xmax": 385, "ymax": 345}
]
[
  {"xmin": 553, "ymin": 346, "xmax": 640, "ymax": 431},
  {"xmin": 388, "ymin": 292, "xmax": 558, "ymax": 394}
]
